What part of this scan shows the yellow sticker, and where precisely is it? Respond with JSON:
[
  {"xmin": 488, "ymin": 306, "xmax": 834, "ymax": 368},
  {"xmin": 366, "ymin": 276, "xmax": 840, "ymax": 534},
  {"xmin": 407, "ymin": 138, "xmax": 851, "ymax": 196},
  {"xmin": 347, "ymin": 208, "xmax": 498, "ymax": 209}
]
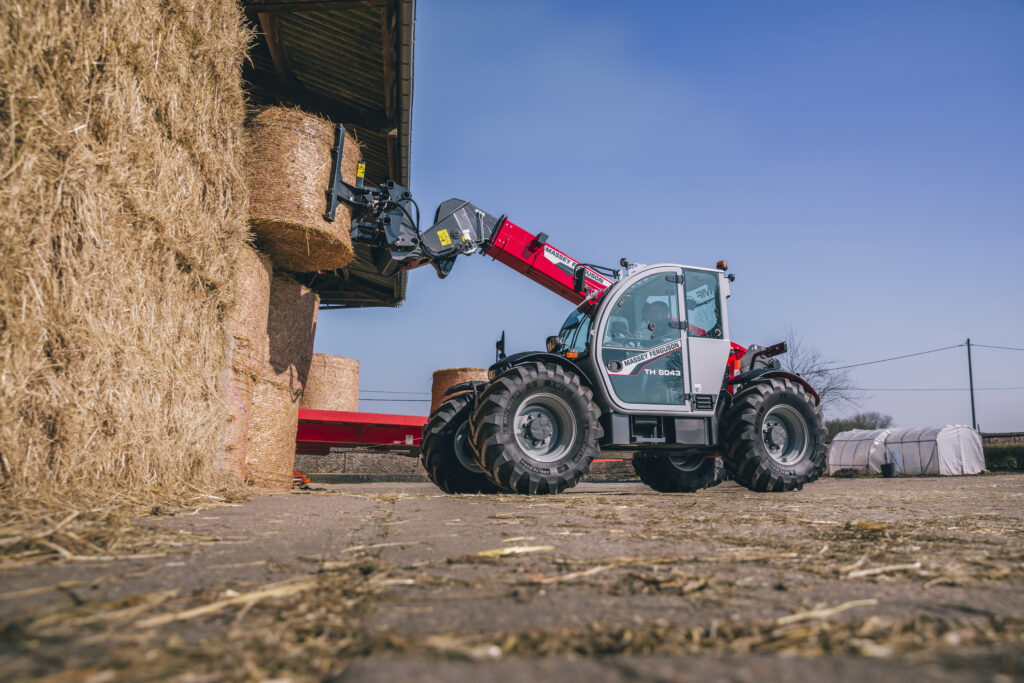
[
  {"xmin": 437, "ymin": 229, "xmax": 451, "ymax": 246},
  {"xmin": 356, "ymin": 161, "xmax": 366, "ymax": 179}
]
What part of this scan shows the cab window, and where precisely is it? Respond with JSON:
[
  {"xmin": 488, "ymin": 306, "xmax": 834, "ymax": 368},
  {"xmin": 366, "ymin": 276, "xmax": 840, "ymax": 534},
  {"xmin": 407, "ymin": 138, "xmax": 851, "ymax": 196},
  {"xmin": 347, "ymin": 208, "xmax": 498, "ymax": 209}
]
[
  {"xmin": 557, "ymin": 310, "xmax": 592, "ymax": 355},
  {"xmin": 684, "ymin": 269, "xmax": 722, "ymax": 338},
  {"xmin": 602, "ymin": 274, "xmax": 680, "ymax": 349}
]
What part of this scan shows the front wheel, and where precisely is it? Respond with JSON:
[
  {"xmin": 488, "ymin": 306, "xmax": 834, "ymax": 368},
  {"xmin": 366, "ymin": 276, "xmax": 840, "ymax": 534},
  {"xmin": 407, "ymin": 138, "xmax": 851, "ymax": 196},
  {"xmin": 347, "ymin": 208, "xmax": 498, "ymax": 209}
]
[
  {"xmin": 421, "ymin": 393, "xmax": 500, "ymax": 494},
  {"xmin": 719, "ymin": 378, "xmax": 826, "ymax": 492},
  {"xmin": 632, "ymin": 452, "xmax": 720, "ymax": 492},
  {"xmin": 469, "ymin": 362, "xmax": 602, "ymax": 494}
]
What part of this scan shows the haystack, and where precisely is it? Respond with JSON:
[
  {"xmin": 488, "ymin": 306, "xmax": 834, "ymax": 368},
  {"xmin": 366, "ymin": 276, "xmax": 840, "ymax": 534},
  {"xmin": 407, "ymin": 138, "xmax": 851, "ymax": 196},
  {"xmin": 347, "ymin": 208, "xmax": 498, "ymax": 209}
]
[
  {"xmin": 228, "ymin": 247, "xmax": 273, "ymax": 376},
  {"xmin": 223, "ymin": 368, "xmax": 255, "ymax": 480},
  {"xmin": 246, "ymin": 273, "xmax": 320, "ymax": 489},
  {"xmin": 247, "ymin": 381, "xmax": 301, "ymax": 490},
  {"xmin": 431, "ymin": 368, "xmax": 489, "ymax": 412},
  {"xmin": 0, "ymin": 0, "xmax": 251, "ymax": 514},
  {"xmin": 301, "ymin": 354, "xmax": 360, "ymax": 412},
  {"xmin": 221, "ymin": 247, "xmax": 273, "ymax": 480},
  {"xmin": 247, "ymin": 107, "xmax": 360, "ymax": 272}
]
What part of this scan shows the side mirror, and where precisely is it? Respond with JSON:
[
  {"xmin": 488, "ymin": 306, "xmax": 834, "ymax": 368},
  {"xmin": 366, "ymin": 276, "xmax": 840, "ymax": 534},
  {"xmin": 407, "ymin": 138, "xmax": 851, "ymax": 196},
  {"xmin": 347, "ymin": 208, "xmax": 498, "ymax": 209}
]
[
  {"xmin": 572, "ymin": 266, "xmax": 587, "ymax": 294},
  {"xmin": 495, "ymin": 330, "xmax": 507, "ymax": 362},
  {"xmin": 546, "ymin": 336, "xmax": 563, "ymax": 353}
]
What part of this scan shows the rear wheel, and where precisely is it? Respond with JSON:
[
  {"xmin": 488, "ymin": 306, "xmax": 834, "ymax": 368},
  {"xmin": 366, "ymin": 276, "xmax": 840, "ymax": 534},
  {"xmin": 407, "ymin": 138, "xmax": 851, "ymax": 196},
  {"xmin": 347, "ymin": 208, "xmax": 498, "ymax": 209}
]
[
  {"xmin": 632, "ymin": 452, "xmax": 720, "ymax": 492},
  {"xmin": 421, "ymin": 393, "xmax": 500, "ymax": 494},
  {"xmin": 470, "ymin": 362, "xmax": 602, "ymax": 494},
  {"xmin": 720, "ymin": 378, "xmax": 826, "ymax": 492}
]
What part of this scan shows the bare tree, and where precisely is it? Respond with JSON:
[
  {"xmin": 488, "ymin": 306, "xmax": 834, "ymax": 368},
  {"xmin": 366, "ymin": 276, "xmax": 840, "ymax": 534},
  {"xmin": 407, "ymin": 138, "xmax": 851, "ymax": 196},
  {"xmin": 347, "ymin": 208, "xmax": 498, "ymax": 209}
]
[
  {"xmin": 824, "ymin": 412, "xmax": 894, "ymax": 440},
  {"xmin": 778, "ymin": 329, "xmax": 859, "ymax": 411}
]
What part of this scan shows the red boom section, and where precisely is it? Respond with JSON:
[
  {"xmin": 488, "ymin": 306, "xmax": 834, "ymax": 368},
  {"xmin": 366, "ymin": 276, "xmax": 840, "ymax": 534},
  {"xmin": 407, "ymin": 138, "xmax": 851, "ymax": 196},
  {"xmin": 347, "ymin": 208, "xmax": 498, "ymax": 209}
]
[
  {"xmin": 296, "ymin": 410, "xmax": 427, "ymax": 456},
  {"xmin": 483, "ymin": 218, "xmax": 613, "ymax": 305}
]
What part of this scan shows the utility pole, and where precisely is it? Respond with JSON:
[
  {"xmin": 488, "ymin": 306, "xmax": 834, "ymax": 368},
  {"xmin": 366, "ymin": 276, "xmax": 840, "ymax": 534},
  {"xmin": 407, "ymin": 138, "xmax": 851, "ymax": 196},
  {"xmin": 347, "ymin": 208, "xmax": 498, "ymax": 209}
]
[{"xmin": 966, "ymin": 338, "xmax": 977, "ymax": 431}]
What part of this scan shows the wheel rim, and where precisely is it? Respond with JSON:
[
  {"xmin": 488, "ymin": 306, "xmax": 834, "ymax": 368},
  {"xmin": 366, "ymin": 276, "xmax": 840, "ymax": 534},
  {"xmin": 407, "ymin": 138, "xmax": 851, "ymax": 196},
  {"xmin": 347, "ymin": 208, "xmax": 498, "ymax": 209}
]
[
  {"xmin": 453, "ymin": 421, "xmax": 484, "ymax": 474},
  {"xmin": 667, "ymin": 453, "xmax": 705, "ymax": 472},
  {"xmin": 513, "ymin": 392, "xmax": 577, "ymax": 463},
  {"xmin": 761, "ymin": 404, "xmax": 810, "ymax": 466}
]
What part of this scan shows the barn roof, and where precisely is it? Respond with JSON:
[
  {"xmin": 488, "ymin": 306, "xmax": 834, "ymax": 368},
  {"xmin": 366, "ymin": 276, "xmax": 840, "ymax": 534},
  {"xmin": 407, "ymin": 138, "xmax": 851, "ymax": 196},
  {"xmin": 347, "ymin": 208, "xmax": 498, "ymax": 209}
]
[{"xmin": 242, "ymin": 0, "xmax": 415, "ymax": 308}]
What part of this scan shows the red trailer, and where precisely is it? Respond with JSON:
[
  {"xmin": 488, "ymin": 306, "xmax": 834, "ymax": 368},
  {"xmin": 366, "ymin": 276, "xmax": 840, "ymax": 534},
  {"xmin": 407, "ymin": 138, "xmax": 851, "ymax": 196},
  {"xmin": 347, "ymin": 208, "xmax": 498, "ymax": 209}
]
[{"xmin": 295, "ymin": 409, "xmax": 427, "ymax": 456}]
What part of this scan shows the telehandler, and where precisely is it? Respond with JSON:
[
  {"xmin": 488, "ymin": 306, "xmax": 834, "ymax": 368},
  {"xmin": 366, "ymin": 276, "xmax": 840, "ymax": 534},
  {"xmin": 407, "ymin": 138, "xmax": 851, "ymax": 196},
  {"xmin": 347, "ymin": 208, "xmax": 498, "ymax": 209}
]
[{"xmin": 322, "ymin": 127, "xmax": 826, "ymax": 495}]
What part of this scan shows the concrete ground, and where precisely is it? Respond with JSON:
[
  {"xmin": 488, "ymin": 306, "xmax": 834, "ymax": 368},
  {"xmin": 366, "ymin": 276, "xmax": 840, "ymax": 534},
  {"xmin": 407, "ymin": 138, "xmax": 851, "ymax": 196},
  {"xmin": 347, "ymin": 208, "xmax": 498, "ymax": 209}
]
[{"xmin": 1, "ymin": 475, "xmax": 1022, "ymax": 681}]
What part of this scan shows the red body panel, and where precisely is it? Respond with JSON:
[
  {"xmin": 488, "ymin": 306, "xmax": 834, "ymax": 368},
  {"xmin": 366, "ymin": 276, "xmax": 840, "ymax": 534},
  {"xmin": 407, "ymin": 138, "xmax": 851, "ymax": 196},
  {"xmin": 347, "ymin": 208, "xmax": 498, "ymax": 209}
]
[
  {"xmin": 483, "ymin": 218, "xmax": 613, "ymax": 305},
  {"xmin": 295, "ymin": 410, "xmax": 427, "ymax": 455}
]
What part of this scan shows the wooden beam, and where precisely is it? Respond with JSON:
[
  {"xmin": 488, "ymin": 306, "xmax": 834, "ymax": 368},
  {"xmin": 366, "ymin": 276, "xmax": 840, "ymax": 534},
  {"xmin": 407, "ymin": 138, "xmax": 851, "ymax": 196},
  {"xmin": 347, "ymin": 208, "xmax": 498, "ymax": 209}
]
[
  {"xmin": 380, "ymin": 5, "xmax": 395, "ymax": 120},
  {"xmin": 256, "ymin": 12, "xmax": 297, "ymax": 84},
  {"xmin": 242, "ymin": 1, "xmax": 384, "ymax": 15},
  {"xmin": 385, "ymin": 134, "xmax": 396, "ymax": 180},
  {"xmin": 244, "ymin": 68, "xmax": 393, "ymax": 134}
]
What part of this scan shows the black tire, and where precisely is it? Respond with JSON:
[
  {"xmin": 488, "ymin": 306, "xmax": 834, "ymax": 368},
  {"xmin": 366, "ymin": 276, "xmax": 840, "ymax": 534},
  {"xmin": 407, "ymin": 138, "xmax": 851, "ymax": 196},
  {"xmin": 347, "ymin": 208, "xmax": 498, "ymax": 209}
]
[
  {"xmin": 720, "ymin": 378, "xmax": 826, "ymax": 492},
  {"xmin": 632, "ymin": 452, "xmax": 719, "ymax": 492},
  {"xmin": 421, "ymin": 393, "xmax": 500, "ymax": 494},
  {"xmin": 469, "ymin": 362, "xmax": 602, "ymax": 495}
]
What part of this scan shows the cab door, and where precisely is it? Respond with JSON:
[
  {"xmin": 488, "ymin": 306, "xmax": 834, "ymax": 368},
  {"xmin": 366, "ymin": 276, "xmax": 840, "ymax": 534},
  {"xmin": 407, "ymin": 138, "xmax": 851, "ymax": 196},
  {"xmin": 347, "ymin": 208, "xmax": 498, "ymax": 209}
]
[{"xmin": 593, "ymin": 266, "xmax": 691, "ymax": 413}]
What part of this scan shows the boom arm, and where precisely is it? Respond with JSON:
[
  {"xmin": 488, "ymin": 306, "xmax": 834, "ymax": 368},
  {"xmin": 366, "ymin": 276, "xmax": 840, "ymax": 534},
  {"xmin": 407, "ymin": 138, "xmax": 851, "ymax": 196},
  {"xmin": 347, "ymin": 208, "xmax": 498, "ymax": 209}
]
[
  {"xmin": 324, "ymin": 125, "xmax": 615, "ymax": 305},
  {"xmin": 480, "ymin": 214, "xmax": 615, "ymax": 305}
]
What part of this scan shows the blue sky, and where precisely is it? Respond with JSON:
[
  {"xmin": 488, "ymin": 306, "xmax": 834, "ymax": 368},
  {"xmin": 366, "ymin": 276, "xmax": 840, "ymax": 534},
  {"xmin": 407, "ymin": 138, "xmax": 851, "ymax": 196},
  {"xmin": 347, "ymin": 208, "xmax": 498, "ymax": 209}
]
[{"xmin": 315, "ymin": 0, "xmax": 1024, "ymax": 431}]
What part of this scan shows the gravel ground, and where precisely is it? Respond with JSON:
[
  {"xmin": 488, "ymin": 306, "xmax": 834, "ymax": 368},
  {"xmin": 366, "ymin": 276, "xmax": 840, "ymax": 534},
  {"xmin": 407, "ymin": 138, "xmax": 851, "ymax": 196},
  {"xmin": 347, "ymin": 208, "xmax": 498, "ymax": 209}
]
[{"xmin": 1, "ymin": 474, "xmax": 1022, "ymax": 681}]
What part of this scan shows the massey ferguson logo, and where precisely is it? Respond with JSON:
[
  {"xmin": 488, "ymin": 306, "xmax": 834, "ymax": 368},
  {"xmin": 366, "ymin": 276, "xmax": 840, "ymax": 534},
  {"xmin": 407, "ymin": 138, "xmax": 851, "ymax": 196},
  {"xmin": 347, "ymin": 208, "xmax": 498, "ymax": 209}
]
[
  {"xmin": 607, "ymin": 339, "xmax": 683, "ymax": 376},
  {"xmin": 542, "ymin": 246, "xmax": 613, "ymax": 286}
]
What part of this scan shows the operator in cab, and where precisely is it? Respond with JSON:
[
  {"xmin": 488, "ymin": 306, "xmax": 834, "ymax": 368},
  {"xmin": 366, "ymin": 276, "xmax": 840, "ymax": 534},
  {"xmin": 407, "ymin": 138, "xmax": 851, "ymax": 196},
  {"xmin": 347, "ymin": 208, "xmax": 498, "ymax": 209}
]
[{"xmin": 639, "ymin": 301, "xmax": 675, "ymax": 346}]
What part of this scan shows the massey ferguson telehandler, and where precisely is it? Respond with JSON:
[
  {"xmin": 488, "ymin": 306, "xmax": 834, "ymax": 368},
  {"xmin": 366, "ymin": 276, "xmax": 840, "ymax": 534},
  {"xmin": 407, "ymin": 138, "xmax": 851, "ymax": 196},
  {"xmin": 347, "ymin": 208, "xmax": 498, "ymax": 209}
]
[{"xmin": 322, "ymin": 127, "xmax": 826, "ymax": 495}]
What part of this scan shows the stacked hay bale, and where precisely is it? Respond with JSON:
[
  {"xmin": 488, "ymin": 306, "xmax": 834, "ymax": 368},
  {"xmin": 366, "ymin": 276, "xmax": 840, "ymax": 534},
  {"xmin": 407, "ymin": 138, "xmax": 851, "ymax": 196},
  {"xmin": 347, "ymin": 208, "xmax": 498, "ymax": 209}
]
[
  {"xmin": 0, "ymin": 1, "xmax": 250, "ymax": 512},
  {"xmin": 223, "ymin": 248, "xmax": 273, "ymax": 480},
  {"xmin": 301, "ymin": 355, "xmax": 360, "ymax": 412},
  {"xmin": 239, "ymin": 107, "xmax": 361, "ymax": 488},
  {"xmin": 431, "ymin": 368, "xmax": 489, "ymax": 412},
  {"xmin": 247, "ymin": 274, "xmax": 320, "ymax": 489}
]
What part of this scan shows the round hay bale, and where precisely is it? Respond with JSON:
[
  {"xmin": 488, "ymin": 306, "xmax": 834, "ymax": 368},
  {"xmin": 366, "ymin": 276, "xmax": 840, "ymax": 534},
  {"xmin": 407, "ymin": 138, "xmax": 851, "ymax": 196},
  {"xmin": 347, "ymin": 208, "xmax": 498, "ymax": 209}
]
[
  {"xmin": 246, "ymin": 107, "xmax": 359, "ymax": 272},
  {"xmin": 301, "ymin": 354, "xmax": 359, "ymax": 412},
  {"xmin": 245, "ymin": 272, "xmax": 319, "ymax": 489},
  {"xmin": 246, "ymin": 379, "xmax": 299, "ymax": 490},
  {"xmin": 431, "ymin": 367, "xmax": 489, "ymax": 412},
  {"xmin": 228, "ymin": 246, "xmax": 272, "ymax": 376}
]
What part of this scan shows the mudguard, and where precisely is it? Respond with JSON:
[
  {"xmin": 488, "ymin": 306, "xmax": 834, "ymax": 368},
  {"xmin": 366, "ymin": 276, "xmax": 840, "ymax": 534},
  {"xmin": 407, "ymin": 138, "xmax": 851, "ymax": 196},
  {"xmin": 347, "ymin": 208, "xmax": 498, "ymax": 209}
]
[
  {"xmin": 728, "ymin": 369, "xmax": 820, "ymax": 405},
  {"xmin": 439, "ymin": 380, "xmax": 487, "ymax": 401},
  {"xmin": 488, "ymin": 351, "xmax": 594, "ymax": 388}
]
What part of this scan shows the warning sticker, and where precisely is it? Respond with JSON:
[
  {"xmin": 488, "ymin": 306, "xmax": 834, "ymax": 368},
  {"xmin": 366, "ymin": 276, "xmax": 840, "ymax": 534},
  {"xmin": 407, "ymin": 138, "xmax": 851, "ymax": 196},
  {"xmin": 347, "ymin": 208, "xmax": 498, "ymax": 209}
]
[{"xmin": 437, "ymin": 229, "xmax": 451, "ymax": 246}]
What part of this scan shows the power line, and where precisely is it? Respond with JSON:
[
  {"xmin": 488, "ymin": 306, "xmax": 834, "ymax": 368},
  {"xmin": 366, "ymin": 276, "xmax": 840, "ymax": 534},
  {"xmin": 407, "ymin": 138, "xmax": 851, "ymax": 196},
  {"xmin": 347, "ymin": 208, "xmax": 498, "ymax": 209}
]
[
  {"xmin": 357, "ymin": 398, "xmax": 430, "ymax": 403},
  {"xmin": 972, "ymin": 343, "xmax": 1024, "ymax": 352},
  {"xmin": 824, "ymin": 344, "xmax": 964, "ymax": 371},
  {"xmin": 851, "ymin": 387, "xmax": 1024, "ymax": 392},
  {"xmin": 359, "ymin": 389, "xmax": 431, "ymax": 395}
]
